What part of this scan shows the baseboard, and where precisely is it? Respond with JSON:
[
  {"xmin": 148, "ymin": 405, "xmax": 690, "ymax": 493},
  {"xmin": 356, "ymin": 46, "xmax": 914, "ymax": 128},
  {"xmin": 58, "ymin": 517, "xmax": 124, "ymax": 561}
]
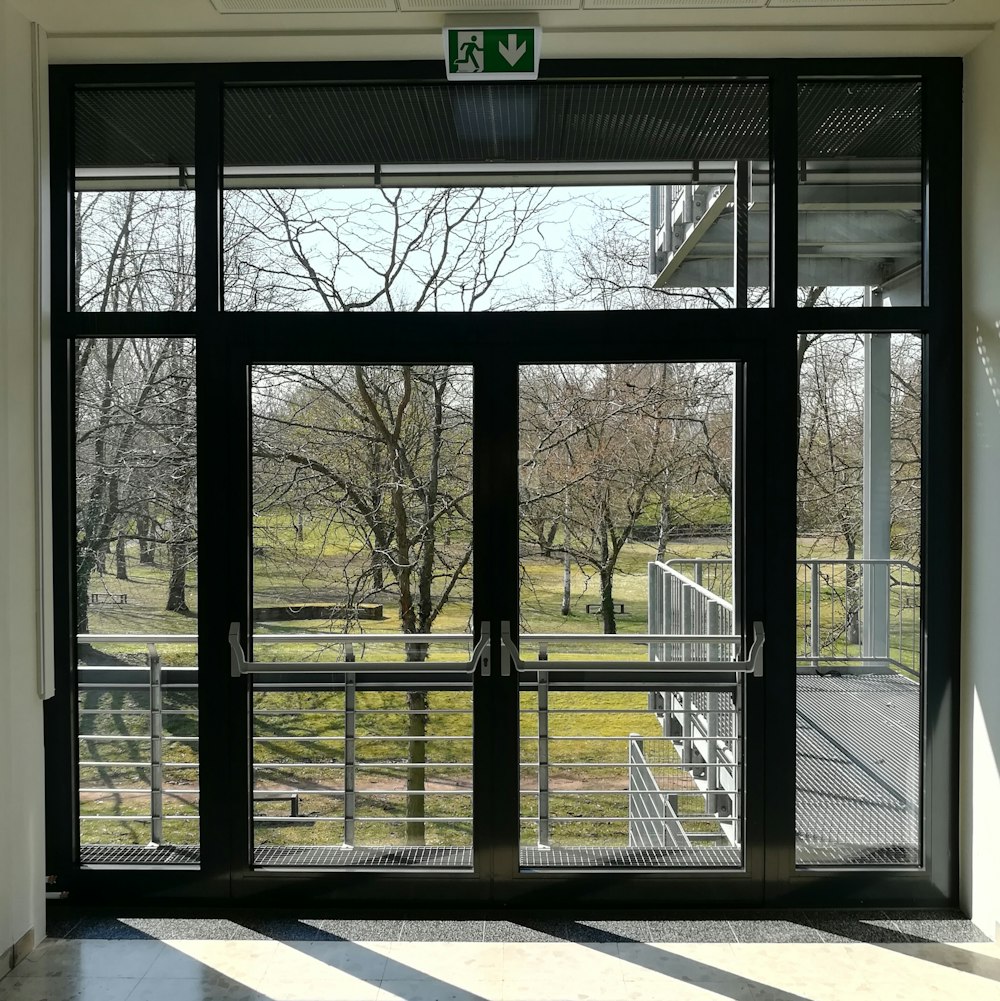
[{"xmin": 1, "ymin": 928, "xmax": 36, "ymax": 977}]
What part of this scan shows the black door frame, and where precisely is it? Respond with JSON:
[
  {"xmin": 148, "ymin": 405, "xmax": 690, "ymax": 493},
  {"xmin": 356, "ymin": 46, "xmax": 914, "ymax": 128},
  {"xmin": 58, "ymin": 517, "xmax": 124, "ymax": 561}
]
[
  {"xmin": 219, "ymin": 315, "xmax": 767, "ymax": 908},
  {"xmin": 45, "ymin": 57, "xmax": 963, "ymax": 911}
]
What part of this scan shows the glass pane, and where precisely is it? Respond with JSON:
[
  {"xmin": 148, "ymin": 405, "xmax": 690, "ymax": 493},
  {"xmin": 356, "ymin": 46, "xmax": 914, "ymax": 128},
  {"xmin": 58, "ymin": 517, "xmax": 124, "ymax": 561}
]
[
  {"xmin": 798, "ymin": 80, "xmax": 922, "ymax": 307},
  {"xmin": 517, "ymin": 362, "xmax": 741, "ymax": 868},
  {"xmin": 74, "ymin": 86, "xmax": 196, "ymax": 312},
  {"xmin": 795, "ymin": 332, "xmax": 922, "ymax": 866},
  {"xmin": 74, "ymin": 337, "xmax": 199, "ymax": 864},
  {"xmin": 519, "ymin": 689, "xmax": 741, "ymax": 869},
  {"xmin": 249, "ymin": 364, "xmax": 474, "ymax": 867},
  {"xmin": 650, "ymin": 165, "xmax": 771, "ymax": 308},
  {"xmin": 223, "ymin": 184, "xmax": 762, "ymax": 313},
  {"xmin": 223, "ymin": 80, "xmax": 769, "ymax": 313}
]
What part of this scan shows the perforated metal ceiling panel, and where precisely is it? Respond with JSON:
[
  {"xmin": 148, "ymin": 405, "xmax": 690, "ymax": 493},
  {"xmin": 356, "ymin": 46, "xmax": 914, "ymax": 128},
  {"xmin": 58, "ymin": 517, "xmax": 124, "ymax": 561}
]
[
  {"xmin": 223, "ymin": 81, "xmax": 770, "ymax": 166},
  {"xmin": 798, "ymin": 80, "xmax": 922, "ymax": 158},
  {"xmin": 76, "ymin": 86, "xmax": 195, "ymax": 168},
  {"xmin": 75, "ymin": 77, "xmax": 923, "ymax": 171}
]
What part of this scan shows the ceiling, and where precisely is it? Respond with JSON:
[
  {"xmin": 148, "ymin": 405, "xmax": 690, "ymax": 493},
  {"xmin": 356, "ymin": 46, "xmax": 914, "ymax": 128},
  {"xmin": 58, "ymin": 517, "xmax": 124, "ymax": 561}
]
[{"xmin": 11, "ymin": 0, "xmax": 999, "ymax": 61}]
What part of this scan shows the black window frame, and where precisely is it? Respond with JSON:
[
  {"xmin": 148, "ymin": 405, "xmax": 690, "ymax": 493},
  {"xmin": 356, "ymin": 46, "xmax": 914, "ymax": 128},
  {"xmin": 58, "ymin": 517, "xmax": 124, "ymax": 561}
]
[{"xmin": 44, "ymin": 57, "xmax": 962, "ymax": 910}]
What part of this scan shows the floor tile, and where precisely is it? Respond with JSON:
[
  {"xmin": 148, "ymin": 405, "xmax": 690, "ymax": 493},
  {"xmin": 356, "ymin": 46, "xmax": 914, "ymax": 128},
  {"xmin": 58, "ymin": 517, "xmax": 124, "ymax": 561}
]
[
  {"xmin": 485, "ymin": 919, "xmax": 644, "ymax": 943},
  {"xmin": 125, "ymin": 976, "xmax": 269, "ymax": 1001},
  {"xmin": 228, "ymin": 918, "xmax": 325, "ymax": 941},
  {"xmin": 254, "ymin": 969, "xmax": 383, "ymax": 1000},
  {"xmin": 728, "ymin": 916, "xmax": 824, "ymax": 944},
  {"xmin": 378, "ymin": 979, "xmax": 502, "ymax": 1001},
  {"xmin": 618, "ymin": 978, "xmax": 762, "ymax": 1001},
  {"xmin": 618, "ymin": 943, "xmax": 745, "ymax": 983},
  {"xmin": 19, "ymin": 940, "xmax": 164, "ymax": 979},
  {"xmin": 0, "ymin": 977, "xmax": 140, "ymax": 1001},
  {"xmin": 144, "ymin": 940, "xmax": 277, "ymax": 981},
  {"xmin": 272, "ymin": 940, "xmax": 392, "ymax": 981},
  {"xmin": 119, "ymin": 918, "xmax": 241, "ymax": 941},
  {"xmin": 307, "ymin": 920, "xmax": 402, "ymax": 942},
  {"xmin": 879, "ymin": 941, "xmax": 1000, "ymax": 978},
  {"xmin": 501, "ymin": 941, "xmax": 622, "ymax": 975},
  {"xmin": 387, "ymin": 942, "xmax": 504, "ymax": 980},
  {"xmin": 795, "ymin": 909, "xmax": 906, "ymax": 943},
  {"xmin": 501, "ymin": 973, "xmax": 626, "ymax": 1001},
  {"xmin": 646, "ymin": 920, "xmax": 737, "ymax": 943},
  {"xmin": 884, "ymin": 917, "xmax": 993, "ymax": 943},
  {"xmin": 396, "ymin": 921, "xmax": 486, "ymax": 942}
]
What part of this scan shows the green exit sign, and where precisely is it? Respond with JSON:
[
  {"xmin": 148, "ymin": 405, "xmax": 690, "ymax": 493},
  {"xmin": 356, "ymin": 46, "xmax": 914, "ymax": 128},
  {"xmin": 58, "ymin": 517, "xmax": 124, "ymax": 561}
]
[{"xmin": 444, "ymin": 26, "xmax": 541, "ymax": 81}]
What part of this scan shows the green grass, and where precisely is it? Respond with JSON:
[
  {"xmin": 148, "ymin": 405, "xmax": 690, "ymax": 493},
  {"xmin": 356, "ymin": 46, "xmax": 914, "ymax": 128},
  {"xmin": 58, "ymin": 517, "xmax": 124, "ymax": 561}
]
[{"xmin": 77, "ymin": 528, "xmax": 917, "ymax": 852}]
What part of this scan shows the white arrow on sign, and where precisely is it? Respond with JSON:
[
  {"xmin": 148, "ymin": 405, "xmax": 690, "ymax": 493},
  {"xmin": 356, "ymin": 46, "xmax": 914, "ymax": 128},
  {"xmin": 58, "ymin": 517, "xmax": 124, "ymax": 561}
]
[{"xmin": 498, "ymin": 33, "xmax": 526, "ymax": 67}]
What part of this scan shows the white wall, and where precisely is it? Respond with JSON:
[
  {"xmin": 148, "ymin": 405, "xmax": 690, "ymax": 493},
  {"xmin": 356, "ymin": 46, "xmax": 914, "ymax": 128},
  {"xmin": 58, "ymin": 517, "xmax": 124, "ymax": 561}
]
[
  {"xmin": 962, "ymin": 25, "xmax": 1000, "ymax": 941},
  {"xmin": 0, "ymin": 0, "xmax": 47, "ymax": 967}
]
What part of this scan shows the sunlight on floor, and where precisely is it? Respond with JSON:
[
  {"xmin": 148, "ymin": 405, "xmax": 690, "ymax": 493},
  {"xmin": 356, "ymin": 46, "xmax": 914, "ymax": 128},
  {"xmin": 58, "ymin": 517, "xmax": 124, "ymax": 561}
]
[{"xmin": 3, "ymin": 936, "xmax": 1000, "ymax": 1001}]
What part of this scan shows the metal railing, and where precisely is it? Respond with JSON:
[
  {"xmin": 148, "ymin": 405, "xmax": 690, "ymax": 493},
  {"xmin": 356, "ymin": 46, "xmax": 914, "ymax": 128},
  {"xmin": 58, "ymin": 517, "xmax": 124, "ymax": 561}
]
[
  {"xmin": 645, "ymin": 562, "xmax": 741, "ymax": 842},
  {"xmin": 77, "ymin": 634, "xmax": 199, "ymax": 850},
  {"xmin": 797, "ymin": 559, "xmax": 921, "ymax": 677},
  {"xmin": 657, "ymin": 556, "xmax": 921, "ymax": 677}
]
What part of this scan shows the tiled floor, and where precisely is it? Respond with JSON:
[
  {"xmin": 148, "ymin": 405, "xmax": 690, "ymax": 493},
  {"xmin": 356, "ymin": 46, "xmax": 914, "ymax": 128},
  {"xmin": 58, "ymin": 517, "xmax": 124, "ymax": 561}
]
[{"xmin": 3, "ymin": 912, "xmax": 997, "ymax": 1001}]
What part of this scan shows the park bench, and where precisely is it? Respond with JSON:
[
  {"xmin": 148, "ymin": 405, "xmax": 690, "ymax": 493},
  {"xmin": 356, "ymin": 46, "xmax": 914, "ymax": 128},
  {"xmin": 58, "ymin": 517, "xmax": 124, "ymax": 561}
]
[
  {"xmin": 253, "ymin": 790, "xmax": 300, "ymax": 817},
  {"xmin": 90, "ymin": 593, "xmax": 127, "ymax": 605},
  {"xmin": 586, "ymin": 602, "xmax": 626, "ymax": 615}
]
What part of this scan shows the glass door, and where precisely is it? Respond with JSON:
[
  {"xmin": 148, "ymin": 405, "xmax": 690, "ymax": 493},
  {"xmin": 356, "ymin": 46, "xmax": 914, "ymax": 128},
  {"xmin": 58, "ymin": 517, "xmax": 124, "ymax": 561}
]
[
  {"xmin": 512, "ymin": 361, "xmax": 758, "ymax": 872},
  {"xmin": 223, "ymin": 317, "xmax": 766, "ymax": 904}
]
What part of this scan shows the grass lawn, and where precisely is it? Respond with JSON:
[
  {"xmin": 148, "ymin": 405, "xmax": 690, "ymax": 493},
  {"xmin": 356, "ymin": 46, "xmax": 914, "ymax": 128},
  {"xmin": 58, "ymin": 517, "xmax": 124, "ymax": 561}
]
[{"xmin": 77, "ymin": 527, "xmax": 917, "ymax": 851}]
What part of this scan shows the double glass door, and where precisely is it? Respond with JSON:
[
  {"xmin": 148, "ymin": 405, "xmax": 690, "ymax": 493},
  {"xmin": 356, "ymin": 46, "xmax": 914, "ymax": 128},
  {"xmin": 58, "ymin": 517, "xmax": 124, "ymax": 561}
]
[{"xmin": 223, "ymin": 314, "xmax": 767, "ymax": 904}]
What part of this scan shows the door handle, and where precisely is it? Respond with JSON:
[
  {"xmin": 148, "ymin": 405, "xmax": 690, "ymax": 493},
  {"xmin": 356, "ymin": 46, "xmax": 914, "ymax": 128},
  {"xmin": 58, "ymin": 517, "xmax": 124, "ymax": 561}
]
[
  {"xmin": 229, "ymin": 621, "xmax": 491, "ymax": 677},
  {"xmin": 499, "ymin": 620, "xmax": 764, "ymax": 677}
]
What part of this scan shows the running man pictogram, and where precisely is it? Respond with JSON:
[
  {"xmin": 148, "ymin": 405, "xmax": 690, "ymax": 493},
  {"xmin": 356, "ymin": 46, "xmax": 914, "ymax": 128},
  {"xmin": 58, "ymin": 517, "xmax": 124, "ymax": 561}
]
[{"xmin": 452, "ymin": 32, "xmax": 484, "ymax": 74}]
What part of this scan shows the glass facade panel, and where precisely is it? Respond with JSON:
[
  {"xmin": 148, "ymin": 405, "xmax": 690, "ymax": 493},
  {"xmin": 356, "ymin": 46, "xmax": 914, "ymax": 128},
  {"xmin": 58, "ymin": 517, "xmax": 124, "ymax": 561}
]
[
  {"xmin": 517, "ymin": 362, "xmax": 741, "ymax": 867},
  {"xmin": 795, "ymin": 332, "xmax": 922, "ymax": 865},
  {"xmin": 249, "ymin": 364, "xmax": 475, "ymax": 867},
  {"xmin": 74, "ymin": 87, "xmax": 196, "ymax": 312},
  {"xmin": 798, "ymin": 80, "xmax": 923, "ymax": 307},
  {"xmin": 74, "ymin": 337, "xmax": 199, "ymax": 863}
]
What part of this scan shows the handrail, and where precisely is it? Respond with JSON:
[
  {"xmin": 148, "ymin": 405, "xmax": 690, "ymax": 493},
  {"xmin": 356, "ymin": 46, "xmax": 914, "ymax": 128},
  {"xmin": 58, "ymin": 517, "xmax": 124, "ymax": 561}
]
[
  {"xmin": 229, "ymin": 621, "xmax": 491, "ymax": 677},
  {"xmin": 500, "ymin": 621, "xmax": 764, "ymax": 678},
  {"xmin": 78, "ymin": 634, "xmax": 197, "ymax": 643}
]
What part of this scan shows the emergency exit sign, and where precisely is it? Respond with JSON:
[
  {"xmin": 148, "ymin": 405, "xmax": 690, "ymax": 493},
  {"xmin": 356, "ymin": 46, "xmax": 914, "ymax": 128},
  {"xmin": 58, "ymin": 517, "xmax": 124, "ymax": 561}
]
[{"xmin": 444, "ymin": 26, "xmax": 541, "ymax": 81}]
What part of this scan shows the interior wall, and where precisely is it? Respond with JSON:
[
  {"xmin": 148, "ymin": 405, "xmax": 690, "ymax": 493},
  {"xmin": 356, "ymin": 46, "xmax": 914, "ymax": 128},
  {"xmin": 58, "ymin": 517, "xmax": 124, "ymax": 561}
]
[
  {"xmin": 0, "ymin": 0, "xmax": 46, "ymax": 965},
  {"xmin": 962, "ymin": 24, "xmax": 1000, "ymax": 941}
]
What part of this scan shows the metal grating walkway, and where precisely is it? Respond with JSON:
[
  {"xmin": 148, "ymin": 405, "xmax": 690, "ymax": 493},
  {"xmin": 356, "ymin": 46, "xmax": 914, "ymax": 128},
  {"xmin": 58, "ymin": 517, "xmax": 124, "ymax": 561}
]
[
  {"xmin": 81, "ymin": 674, "xmax": 920, "ymax": 871},
  {"xmin": 795, "ymin": 673, "xmax": 920, "ymax": 865}
]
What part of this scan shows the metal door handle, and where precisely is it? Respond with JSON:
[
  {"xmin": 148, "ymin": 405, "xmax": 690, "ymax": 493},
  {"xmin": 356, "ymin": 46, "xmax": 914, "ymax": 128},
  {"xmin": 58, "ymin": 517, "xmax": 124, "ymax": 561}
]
[
  {"xmin": 499, "ymin": 620, "xmax": 764, "ymax": 677},
  {"xmin": 229, "ymin": 621, "xmax": 491, "ymax": 677}
]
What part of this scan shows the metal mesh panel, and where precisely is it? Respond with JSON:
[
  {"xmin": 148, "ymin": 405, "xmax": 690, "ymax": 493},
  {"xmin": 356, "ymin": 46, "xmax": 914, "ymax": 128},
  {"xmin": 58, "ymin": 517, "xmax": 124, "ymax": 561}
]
[
  {"xmin": 795, "ymin": 674, "xmax": 920, "ymax": 867},
  {"xmin": 75, "ymin": 87, "xmax": 196, "ymax": 168},
  {"xmin": 223, "ymin": 80, "xmax": 770, "ymax": 166},
  {"xmin": 254, "ymin": 845, "xmax": 473, "ymax": 867},
  {"xmin": 798, "ymin": 80, "xmax": 921, "ymax": 160},
  {"xmin": 520, "ymin": 846, "xmax": 741, "ymax": 868},
  {"xmin": 81, "ymin": 844, "xmax": 200, "ymax": 866}
]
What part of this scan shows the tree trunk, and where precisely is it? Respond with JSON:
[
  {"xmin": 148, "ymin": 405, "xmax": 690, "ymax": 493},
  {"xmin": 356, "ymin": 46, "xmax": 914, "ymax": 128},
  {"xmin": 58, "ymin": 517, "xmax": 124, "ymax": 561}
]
[
  {"xmin": 599, "ymin": 567, "xmax": 617, "ymax": 635},
  {"xmin": 561, "ymin": 547, "xmax": 572, "ymax": 616},
  {"xmin": 845, "ymin": 536, "xmax": 861, "ymax": 646},
  {"xmin": 656, "ymin": 498, "xmax": 671, "ymax": 563},
  {"xmin": 560, "ymin": 493, "xmax": 572, "ymax": 615},
  {"xmin": 76, "ymin": 558, "xmax": 93, "ymax": 636},
  {"xmin": 166, "ymin": 540, "xmax": 190, "ymax": 613},
  {"xmin": 405, "ymin": 689, "xmax": 427, "ymax": 846},
  {"xmin": 115, "ymin": 532, "xmax": 128, "ymax": 580},
  {"xmin": 137, "ymin": 513, "xmax": 154, "ymax": 564},
  {"xmin": 371, "ymin": 551, "xmax": 384, "ymax": 592}
]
